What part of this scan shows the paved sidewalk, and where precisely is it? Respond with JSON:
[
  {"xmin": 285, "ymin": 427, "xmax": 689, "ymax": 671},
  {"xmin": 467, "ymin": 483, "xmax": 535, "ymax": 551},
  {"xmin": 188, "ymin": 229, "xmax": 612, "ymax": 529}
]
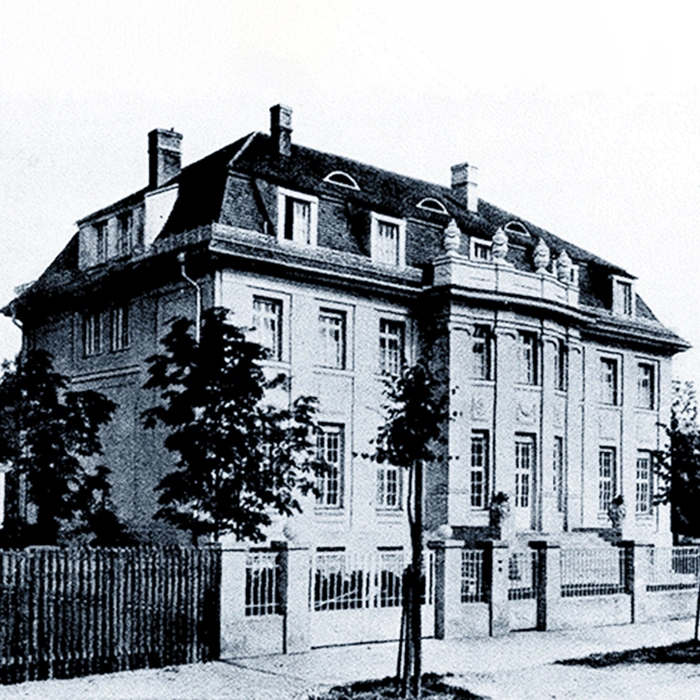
[{"xmin": 0, "ymin": 619, "xmax": 694, "ymax": 699}]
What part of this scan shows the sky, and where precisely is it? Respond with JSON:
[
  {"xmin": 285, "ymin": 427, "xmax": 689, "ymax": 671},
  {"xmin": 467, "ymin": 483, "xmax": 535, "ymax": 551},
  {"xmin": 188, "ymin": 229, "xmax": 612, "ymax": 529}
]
[{"xmin": 1, "ymin": 1, "xmax": 700, "ymax": 384}]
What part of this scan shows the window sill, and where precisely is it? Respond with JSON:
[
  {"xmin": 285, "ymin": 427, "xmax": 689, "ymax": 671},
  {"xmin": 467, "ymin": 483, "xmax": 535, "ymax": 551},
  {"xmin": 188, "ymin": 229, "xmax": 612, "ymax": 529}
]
[{"xmin": 315, "ymin": 366, "xmax": 354, "ymax": 376}]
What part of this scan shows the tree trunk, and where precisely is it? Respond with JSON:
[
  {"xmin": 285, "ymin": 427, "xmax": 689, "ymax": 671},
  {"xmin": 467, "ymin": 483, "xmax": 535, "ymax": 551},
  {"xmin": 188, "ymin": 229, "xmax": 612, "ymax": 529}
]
[{"xmin": 409, "ymin": 458, "xmax": 423, "ymax": 698}]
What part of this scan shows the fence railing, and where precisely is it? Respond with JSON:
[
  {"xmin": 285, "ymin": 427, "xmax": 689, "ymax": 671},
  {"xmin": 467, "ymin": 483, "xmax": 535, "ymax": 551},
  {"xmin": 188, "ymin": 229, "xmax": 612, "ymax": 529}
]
[
  {"xmin": 508, "ymin": 550, "xmax": 537, "ymax": 601},
  {"xmin": 308, "ymin": 549, "xmax": 435, "ymax": 612},
  {"xmin": 461, "ymin": 549, "xmax": 486, "ymax": 603},
  {"xmin": 560, "ymin": 548, "xmax": 626, "ymax": 597},
  {"xmin": 245, "ymin": 551, "xmax": 280, "ymax": 616},
  {"xmin": 647, "ymin": 547, "xmax": 699, "ymax": 592},
  {"xmin": 0, "ymin": 546, "xmax": 220, "ymax": 685}
]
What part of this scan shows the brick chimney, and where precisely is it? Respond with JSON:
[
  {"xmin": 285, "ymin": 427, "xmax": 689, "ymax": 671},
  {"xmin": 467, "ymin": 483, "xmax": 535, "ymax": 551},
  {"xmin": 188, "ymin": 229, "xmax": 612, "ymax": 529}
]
[
  {"xmin": 148, "ymin": 129, "xmax": 183, "ymax": 189},
  {"xmin": 451, "ymin": 162, "xmax": 479, "ymax": 213},
  {"xmin": 270, "ymin": 104, "xmax": 293, "ymax": 156}
]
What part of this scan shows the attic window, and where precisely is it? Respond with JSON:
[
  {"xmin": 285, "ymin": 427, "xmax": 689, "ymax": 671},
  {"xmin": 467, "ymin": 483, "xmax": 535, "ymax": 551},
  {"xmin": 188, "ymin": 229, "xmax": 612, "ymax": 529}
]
[
  {"xmin": 417, "ymin": 198, "xmax": 448, "ymax": 215},
  {"xmin": 323, "ymin": 171, "xmax": 360, "ymax": 190},
  {"xmin": 504, "ymin": 221, "xmax": 530, "ymax": 237}
]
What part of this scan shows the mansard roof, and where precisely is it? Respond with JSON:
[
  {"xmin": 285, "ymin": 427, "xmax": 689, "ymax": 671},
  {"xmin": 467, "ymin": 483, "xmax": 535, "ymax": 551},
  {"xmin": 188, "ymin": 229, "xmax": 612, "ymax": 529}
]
[{"xmin": 5, "ymin": 121, "xmax": 689, "ymax": 354}]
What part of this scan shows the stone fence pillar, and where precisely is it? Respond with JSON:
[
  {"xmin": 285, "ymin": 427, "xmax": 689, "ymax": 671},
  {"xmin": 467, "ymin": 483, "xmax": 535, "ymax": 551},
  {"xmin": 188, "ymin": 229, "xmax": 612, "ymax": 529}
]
[
  {"xmin": 481, "ymin": 540, "xmax": 510, "ymax": 636},
  {"xmin": 621, "ymin": 541, "xmax": 652, "ymax": 624},
  {"xmin": 531, "ymin": 541, "xmax": 561, "ymax": 630},
  {"xmin": 280, "ymin": 543, "xmax": 311, "ymax": 653}
]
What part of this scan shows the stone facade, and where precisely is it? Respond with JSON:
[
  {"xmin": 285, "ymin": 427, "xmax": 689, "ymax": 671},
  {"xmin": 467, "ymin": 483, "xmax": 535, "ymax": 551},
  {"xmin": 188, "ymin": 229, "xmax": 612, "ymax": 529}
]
[{"xmin": 4, "ymin": 104, "xmax": 688, "ymax": 553}]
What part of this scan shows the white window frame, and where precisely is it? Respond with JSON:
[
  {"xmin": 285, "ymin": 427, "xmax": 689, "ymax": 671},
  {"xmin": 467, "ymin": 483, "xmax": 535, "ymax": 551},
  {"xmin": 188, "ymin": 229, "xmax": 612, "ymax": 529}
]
[
  {"xmin": 252, "ymin": 296, "xmax": 284, "ymax": 362},
  {"xmin": 277, "ymin": 187, "xmax": 318, "ymax": 246},
  {"xmin": 316, "ymin": 424, "xmax": 344, "ymax": 509},
  {"xmin": 318, "ymin": 308, "xmax": 347, "ymax": 370},
  {"xmin": 83, "ymin": 311, "xmax": 103, "ymax": 357},
  {"xmin": 470, "ymin": 238, "xmax": 492, "ymax": 262},
  {"xmin": 470, "ymin": 431, "xmax": 489, "ymax": 509},
  {"xmin": 471, "ymin": 325, "xmax": 492, "ymax": 380},
  {"xmin": 95, "ymin": 220, "xmax": 109, "ymax": 263},
  {"xmin": 598, "ymin": 447, "xmax": 617, "ymax": 513},
  {"xmin": 553, "ymin": 436, "xmax": 565, "ymax": 513},
  {"xmin": 378, "ymin": 318, "xmax": 405, "ymax": 376},
  {"xmin": 417, "ymin": 198, "xmax": 448, "ymax": 215},
  {"xmin": 370, "ymin": 212, "xmax": 406, "ymax": 268},
  {"xmin": 635, "ymin": 450, "xmax": 654, "ymax": 516},
  {"xmin": 109, "ymin": 304, "xmax": 130, "ymax": 352},
  {"xmin": 517, "ymin": 331, "xmax": 539, "ymax": 385},
  {"xmin": 116, "ymin": 211, "xmax": 132, "ymax": 256},
  {"xmin": 636, "ymin": 361, "xmax": 656, "ymax": 410},
  {"xmin": 612, "ymin": 275, "xmax": 635, "ymax": 317},
  {"xmin": 377, "ymin": 463, "xmax": 402, "ymax": 510},
  {"xmin": 515, "ymin": 435, "xmax": 535, "ymax": 509},
  {"xmin": 600, "ymin": 356, "xmax": 620, "ymax": 406}
]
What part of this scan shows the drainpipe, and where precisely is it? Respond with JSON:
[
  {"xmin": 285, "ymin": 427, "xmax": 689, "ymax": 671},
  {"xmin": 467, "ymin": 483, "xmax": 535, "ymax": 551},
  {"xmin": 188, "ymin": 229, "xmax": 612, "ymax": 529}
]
[{"xmin": 177, "ymin": 252, "xmax": 201, "ymax": 344}]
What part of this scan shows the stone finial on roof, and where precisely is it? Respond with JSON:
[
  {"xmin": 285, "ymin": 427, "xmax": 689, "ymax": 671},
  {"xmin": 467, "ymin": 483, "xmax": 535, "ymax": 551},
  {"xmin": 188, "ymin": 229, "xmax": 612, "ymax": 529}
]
[
  {"xmin": 492, "ymin": 227, "xmax": 508, "ymax": 261},
  {"xmin": 443, "ymin": 219, "xmax": 461, "ymax": 254},
  {"xmin": 534, "ymin": 237, "xmax": 551, "ymax": 272},
  {"xmin": 556, "ymin": 249, "xmax": 572, "ymax": 282}
]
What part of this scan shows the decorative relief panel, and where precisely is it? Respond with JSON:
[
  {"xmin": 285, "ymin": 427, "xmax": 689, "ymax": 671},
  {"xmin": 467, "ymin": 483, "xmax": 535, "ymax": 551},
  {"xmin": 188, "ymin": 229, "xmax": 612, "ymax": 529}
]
[
  {"xmin": 598, "ymin": 409, "xmax": 621, "ymax": 441},
  {"xmin": 636, "ymin": 413, "xmax": 657, "ymax": 447},
  {"xmin": 471, "ymin": 396, "xmax": 488, "ymax": 422},
  {"xmin": 517, "ymin": 399, "xmax": 537, "ymax": 425}
]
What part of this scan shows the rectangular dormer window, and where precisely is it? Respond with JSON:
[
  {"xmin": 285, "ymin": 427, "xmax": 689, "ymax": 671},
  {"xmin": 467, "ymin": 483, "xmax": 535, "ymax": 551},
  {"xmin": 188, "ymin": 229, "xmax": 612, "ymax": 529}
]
[
  {"xmin": 117, "ymin": 212, "xmax": 132, "ymax": 256},
  {"xmin": 277, "ymin": 188, "xmax": 318, "ymax": 246},
  {"xmin": 470, "ymin": 239, "xmax": 492, "ymax": 261},
  {"xmin": 370, "ymin": 213, "xmax": 405, "ymax": 267},
  {"xmin": 612, "ymin": 277, "xmax": 634, "ymax": 317},
  {"xmin": 95, "ymin": 221, "xmax": 108, "ymax": 263}
]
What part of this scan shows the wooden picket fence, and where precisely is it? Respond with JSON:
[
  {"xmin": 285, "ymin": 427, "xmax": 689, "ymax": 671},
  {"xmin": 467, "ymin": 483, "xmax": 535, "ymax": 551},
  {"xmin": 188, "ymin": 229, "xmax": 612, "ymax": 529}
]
[{"xmin": 0, "ymin": 546, "xmax": 221, "ymax": 684}]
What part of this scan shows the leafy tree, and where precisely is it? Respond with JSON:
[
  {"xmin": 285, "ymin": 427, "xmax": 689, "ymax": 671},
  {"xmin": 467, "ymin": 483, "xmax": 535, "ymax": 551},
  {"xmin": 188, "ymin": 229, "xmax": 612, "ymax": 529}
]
[
  {"xmin": 142, "ymin": 307, "xmax": 324, "ymax": 543},
  {"xmin": 0, "ymin": 350, "xmax": 118, "ymax": 547},
  {"xmin": 374, "ymin": 359, "xmax": 446, "ymax": 699},
  {"xmin": 654, "ymin": 380, "xmax": 700, "ymax": 539}
]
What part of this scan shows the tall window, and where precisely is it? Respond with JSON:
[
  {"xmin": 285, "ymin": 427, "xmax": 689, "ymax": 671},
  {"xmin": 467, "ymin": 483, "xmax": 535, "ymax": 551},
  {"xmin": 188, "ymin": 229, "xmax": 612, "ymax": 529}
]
[
  {"xmin": 600, "ymin": 358, "xmax": 619, "ymax": 405},
  {"xmin": 284, "ymin": 198, "xmax": 312, "ymax": 243},
  {"xmin": 379, "ymin": 319, "xmax": 404, "ymax": 375},
  {"xmin": 553, "ymin": 436, "xmax": 565, "ymax": 513},
  {"xmin": 95, "ymin": 221, "xmax": 108, "ymax": 263},
  {"xmin": 318, "ymin": 309, "xmax": 346, "ymax": 369},
  {"xmin": 316, "ymin": 425, "xmax": 344, "ymax": 508},
  {"xmin": 377, "ymin": 464, "xmax": 401, "ymax": 510},
  {"xmin": 615, "ymin": 280, "xmax": 633, "ymax": 316},
  {"xmin": 110, "ymin": 304, "xmax": 130, "ymax": 352},
  {"xmin": 554, "ymin": 340, "xmax": 567, "ymax": 391},
  {"xmin": 371, "ymin": 213, "xmax": 405, "ymax": 267},
  {"xmin": 252, "ymin": 297, "xmax": 283, "ymax": 361},
  {"xmin": 637, "ymin": 363, "xmax": 655, "ymax": 410},
  {"xmin": 83, "ymin": 311, "xmax": 102, "ymax": 356},
  {"xmin": 470, "ymin": 432, "xmax": 489, "ymax": 509},
  {"xmin": 636, "ymin": 451, "xmax": 653, "ymax": 515},
  {"xmin": 471, "ymin": 325, "xmax": 491, "ymax": 380},
  {"xmin": 598, "ymin": 447, "xmax": 616, "ymax": 513},
  {"xmin": 515, "ymin": 435, "xmax": 535, "ymax": 508},
  {"xmin": 117, "ymin": 212, "xmax": 132, "ymax": 256},
  {"xmin": 278, "ymin": 189, "xmax": 317, "ymax": 246},
  {"xmin": 518, "ymin": 332, "xmax": 538, "ymax": 385}
]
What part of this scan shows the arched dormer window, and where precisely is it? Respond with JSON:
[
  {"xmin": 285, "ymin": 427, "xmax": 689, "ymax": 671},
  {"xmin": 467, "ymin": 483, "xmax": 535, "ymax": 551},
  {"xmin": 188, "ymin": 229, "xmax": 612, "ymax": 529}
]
[
  {"xmin": 323, "ymin": 171, "xmax": 360, "ymax": 190},
  {"xmin": 504, "ymin": 221, "xmax": 530, "ymax": 237},
  {"xmin": 417, "ymin": 197, "xmax": 448, "ymax": 215}
]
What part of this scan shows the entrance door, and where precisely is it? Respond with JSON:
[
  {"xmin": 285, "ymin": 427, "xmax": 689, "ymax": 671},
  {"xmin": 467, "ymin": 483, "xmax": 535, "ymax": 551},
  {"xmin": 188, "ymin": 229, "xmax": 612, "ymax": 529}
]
[{"xmin": 514, "ymin": 436, "xmax": 535, "ymax": 530}]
